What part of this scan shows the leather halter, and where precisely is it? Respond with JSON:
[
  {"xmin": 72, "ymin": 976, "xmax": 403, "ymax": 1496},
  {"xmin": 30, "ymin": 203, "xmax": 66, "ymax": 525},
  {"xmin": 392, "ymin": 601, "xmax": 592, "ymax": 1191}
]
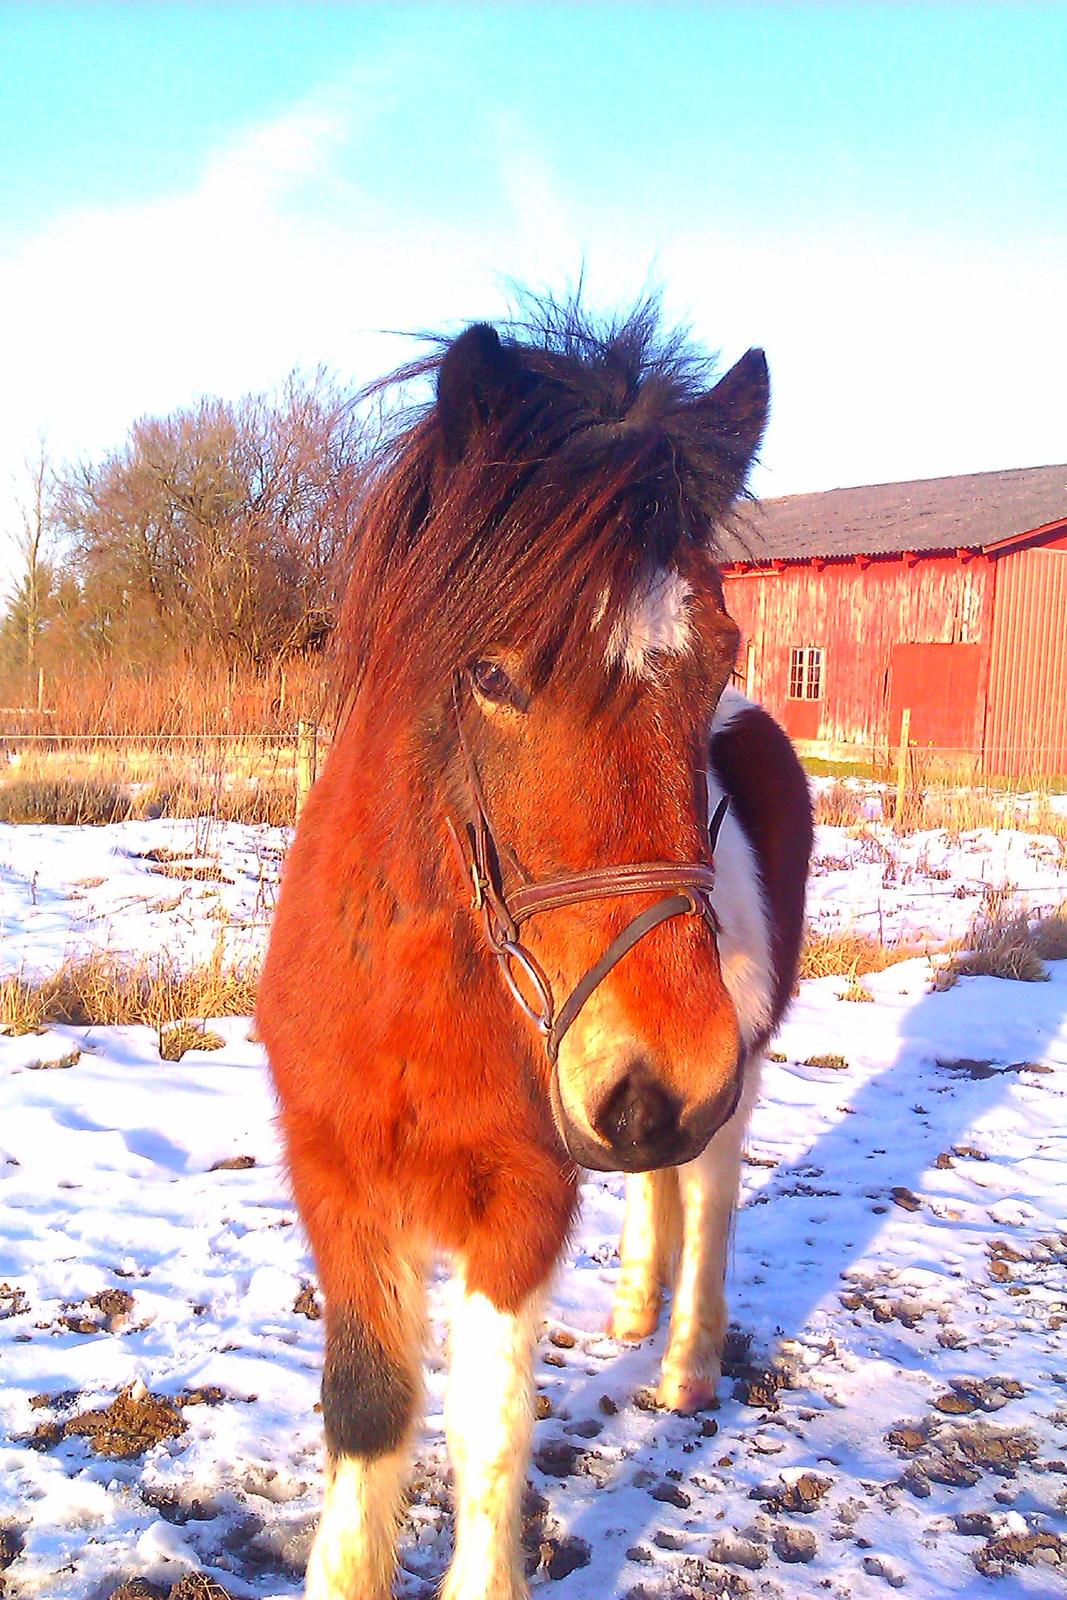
[{"xmin": 446, "ymin": 678, "xmax": 728, "ymax": 1063}]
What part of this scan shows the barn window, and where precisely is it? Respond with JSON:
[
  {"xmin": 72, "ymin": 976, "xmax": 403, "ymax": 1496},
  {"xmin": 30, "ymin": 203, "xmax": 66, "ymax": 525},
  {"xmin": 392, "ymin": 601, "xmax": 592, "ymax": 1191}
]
[{"xmin": 789, "ymin": 646, "xmax": 823, "ymax": 700}]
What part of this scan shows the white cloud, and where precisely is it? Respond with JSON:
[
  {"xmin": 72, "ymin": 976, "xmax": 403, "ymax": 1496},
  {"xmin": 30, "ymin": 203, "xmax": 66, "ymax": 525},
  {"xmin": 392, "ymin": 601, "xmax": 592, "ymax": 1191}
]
[
  {"xmin": 2, "ymin": 78, "xmax": 1064, "ymax": 599},
  {"xmin": 0, "ymin": 86, "xmax": 509, "ymax": 593}
]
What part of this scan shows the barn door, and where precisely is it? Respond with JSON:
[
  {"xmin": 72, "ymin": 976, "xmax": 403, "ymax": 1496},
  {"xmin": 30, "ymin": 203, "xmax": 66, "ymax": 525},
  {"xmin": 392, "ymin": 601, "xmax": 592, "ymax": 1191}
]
[{"xmin": 888, "ymin": 643, "xmax": 982, "ymax": 753}]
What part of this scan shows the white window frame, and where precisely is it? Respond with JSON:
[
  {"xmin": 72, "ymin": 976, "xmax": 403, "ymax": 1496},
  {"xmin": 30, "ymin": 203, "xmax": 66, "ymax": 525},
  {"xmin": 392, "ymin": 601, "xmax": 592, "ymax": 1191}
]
[{"xmin": 789, "ymin": 645, "xmax": 823, "ymax": 701}]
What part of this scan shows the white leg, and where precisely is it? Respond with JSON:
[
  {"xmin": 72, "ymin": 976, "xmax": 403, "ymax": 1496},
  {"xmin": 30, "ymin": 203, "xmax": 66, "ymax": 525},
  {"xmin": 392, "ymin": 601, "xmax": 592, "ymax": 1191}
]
[
  {"xmin": 608, "ymin": 1168, "xmax": 682, "ymax": 1341},
  {"xmin": 441, "ymin": 1275, "xmax": 543, "ymax": 1600},
  {"xmin": 658, "ymin": 1060, "xmax": 760, "ymax": 1413},
  {"xmin": 305, "ymin": 1448, "xmax": 410, "ymax": 1600}
]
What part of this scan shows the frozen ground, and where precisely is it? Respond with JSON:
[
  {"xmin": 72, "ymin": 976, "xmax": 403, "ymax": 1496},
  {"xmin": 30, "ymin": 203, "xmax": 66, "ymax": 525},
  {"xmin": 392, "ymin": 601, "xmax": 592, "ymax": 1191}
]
[{"xmin": 1, "ymin": 816, "xmax": 1066, "ymax": 1599}]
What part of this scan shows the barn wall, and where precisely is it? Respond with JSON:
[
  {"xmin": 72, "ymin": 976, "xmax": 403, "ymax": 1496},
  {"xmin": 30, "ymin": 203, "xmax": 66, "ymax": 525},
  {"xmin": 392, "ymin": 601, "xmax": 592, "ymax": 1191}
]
[
  {"xmin": 722, "ymin": 556, "xmax": 995, "ymax": 751},
  {"xmin": 985, "ymin": 547, "xmax": 1067, "ymax": 777}
]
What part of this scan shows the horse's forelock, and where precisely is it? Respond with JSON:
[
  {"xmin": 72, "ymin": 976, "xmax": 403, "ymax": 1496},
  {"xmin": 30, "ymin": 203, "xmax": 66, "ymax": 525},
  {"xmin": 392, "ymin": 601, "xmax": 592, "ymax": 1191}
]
[{"xmin": 333, "ymin": 303, "xmax": 754, "ymax": 726}]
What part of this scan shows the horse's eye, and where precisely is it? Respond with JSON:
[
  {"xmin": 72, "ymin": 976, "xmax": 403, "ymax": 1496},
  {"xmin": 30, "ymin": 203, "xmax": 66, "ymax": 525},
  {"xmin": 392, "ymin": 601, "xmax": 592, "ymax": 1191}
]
[{"xmin": 470, "ymin": 658, "xmax": 517, "ymax": 705}]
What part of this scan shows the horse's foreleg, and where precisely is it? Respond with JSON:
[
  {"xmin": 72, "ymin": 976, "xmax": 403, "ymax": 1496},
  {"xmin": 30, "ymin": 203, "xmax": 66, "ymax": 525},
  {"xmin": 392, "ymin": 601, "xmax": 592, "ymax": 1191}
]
[
  {"xmin": 440, "ymin": 1272, "xmax": 543, "ymax": 1600},
  {"xmin": 658, "ymin": 1060, "xmax": 759, "ymax": 1414},
  {"xmin": 304, "ymin": 1232, "xmax": 427, "ymax": 1600},
  {"xmin": 608, "ymin": 1169, "xmax": 682, "ymax": 1341}
]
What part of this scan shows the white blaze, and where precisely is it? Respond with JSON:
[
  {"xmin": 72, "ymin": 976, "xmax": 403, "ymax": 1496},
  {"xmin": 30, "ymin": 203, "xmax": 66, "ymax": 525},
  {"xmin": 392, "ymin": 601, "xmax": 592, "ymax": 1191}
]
[{"xmin": 607, "ymin": 568, "xmax": 694, "ymax": 677}]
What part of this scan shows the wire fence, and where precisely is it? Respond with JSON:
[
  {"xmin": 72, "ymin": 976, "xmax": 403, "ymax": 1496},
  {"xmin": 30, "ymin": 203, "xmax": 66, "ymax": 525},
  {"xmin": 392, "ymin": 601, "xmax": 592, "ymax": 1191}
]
[
  {"xmin": 2, "ymin": 717, "xmax": 1066, "ymax": 836},
  {"xmin": 0, "ymin": 721, "xmax": 329, "ymax": 827},
  {"xmin": 2, "ymin": 720, "xmax": 1065, "ymax": 986}
]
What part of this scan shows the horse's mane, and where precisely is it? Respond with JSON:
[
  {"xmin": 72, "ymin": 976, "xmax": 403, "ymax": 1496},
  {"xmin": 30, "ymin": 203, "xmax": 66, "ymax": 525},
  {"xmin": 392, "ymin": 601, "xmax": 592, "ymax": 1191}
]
[{"xmin": 334, "ymin": 296, "xmax": 754, "ymax": 720}]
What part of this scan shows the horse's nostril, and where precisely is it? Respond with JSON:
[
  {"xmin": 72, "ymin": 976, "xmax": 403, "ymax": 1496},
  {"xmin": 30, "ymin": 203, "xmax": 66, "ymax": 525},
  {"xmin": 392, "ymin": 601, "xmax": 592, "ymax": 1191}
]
[{"xmin": 594, "ymin": 1068, "xmax": 680, "ymax": 1154}]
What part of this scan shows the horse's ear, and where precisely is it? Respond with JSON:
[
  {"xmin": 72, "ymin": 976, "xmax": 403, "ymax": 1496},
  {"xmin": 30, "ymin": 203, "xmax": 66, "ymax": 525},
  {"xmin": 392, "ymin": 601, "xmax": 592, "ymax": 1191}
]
[
  {"xmin": 691, "ymin": 347, "xmax": 770, "ymax": 487},
  {"xmin": 436, "ymin": 323, "xmax": 520, "ymax": 466}
]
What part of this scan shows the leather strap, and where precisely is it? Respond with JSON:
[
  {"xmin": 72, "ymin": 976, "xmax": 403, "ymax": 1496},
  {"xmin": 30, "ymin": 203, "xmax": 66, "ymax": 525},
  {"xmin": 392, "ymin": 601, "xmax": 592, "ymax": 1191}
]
[
  {"xmin": 510, "ymin": 862, "xmax": 716, "ymax": 922},
  {"xmin": 448, "ymin": 675, "xmax": 727, "ymax": 1062},
  {"xmin": 545, "ymin": 891, "xmax": 701, "ymax": 1062}
]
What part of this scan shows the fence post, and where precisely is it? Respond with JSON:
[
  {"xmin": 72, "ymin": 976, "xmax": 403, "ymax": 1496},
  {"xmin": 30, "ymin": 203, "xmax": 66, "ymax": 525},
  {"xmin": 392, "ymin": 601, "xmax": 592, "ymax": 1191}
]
[
  {"xmin": 295, "ymin": 719, "xmax": 318, "ymax": 820},
  {"xmin": 893, "ymin": 707, "xmax": 911, "ymax": 829},
  {"xmin": 37, "ymin": 666, "xmax": 45, "ymax": 714}
]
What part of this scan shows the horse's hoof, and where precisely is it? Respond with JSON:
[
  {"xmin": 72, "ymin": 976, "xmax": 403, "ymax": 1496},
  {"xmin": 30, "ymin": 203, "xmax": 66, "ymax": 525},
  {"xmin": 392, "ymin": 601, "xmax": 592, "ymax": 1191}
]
[
  {"xmin": 656, "ymin": 1367, "xmax": 720, "ymax": 1414},
  {"xmin": 607, "ymin": 1302, "xmax": 660, "ymax": 1341}
]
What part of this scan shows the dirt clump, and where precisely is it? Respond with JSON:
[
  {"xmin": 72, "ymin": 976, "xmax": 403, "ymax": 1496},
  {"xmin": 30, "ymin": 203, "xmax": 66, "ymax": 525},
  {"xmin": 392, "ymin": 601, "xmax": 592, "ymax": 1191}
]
[
  {"xmin": 887, "ymin": 1423, "xmax": 929, "ymax": 1454},
  {"xmin": 65, "ymin": 1384, "xmax": 185, "ymax": 1458},
  {"xmin": 94, "ymin": 1287, "xmax": 135, "ymax": 1321},
  {"xmin": 972, "ymin": 1530, "xmax": 1065, "ymax": 1576},
  {"xmin": 0, "ymin": 1284, "xmax": 29, "ymax": 1320},
  {"xmin": 707, "ymin": 1533, "xmax": 767, "ymax": 1569},
  {"xmin": 0, "ymin": 1525, "xmax": 25, "ymax": 1585},
  {"xmin": 933, "ymin": 1377, "xmax": 1023, "ymax": 1415},
  {"xmin": 170, "ymin": 1574, "xmax": 238, "ymax": 1598},
  {"xmin": 140, "ymin": 1486, "xmax": 220, "ymax": 1525},
  {"xmin": 952, "ymin": 1420, "xmax": 1038, "ymax": 1476},
  {"xmin": 772, "ymin": 1524, "xmax": 817, "ymax": 1563},
  {"xmin": 107, "ymin": 1580, "xmax": 236, "ymax": 1600},
  {"xmin": 756, "ymin": 1472, "xmax": 832, "ymax": 1514},
  {"xmin": 539, "ymin": 1534, "xmax": 591, "ymax": 1579},
  {"xmin": 293, "ymin": 1283, "xmax": 322, "ymax": 1319},
  {"xmin": 888, "ymin": 1415, "xmax": 1038, "ymax": 1489},
  {"xmin": 722, "ymin": 1329, "xmax": 796, "ymax": 1409},
  {"xmin": 533, "ymin": 1438, "xmax": 583, "ymax": 1477},
  {"xmin": 954, "ymin": 1510, "xmax": 997, "ymax": 1537},
  {"xmin": 650, "ymin": 1479, "xmax": 691, "ymax": 1508},
  {"xmin": 60, "ymin": 1287, "xmax": 135, "ymax": 1335},
  {"xmin": 626, "ymin": 1568, "xmax": 752, "ymax": 1600}
]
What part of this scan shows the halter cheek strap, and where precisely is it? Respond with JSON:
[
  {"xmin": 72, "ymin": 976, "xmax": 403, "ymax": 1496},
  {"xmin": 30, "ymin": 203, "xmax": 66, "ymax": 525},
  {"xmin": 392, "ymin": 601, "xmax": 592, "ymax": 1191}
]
[{"xmin": 446, "ymin": 677, "xmax": 728, "ymax": 1063}]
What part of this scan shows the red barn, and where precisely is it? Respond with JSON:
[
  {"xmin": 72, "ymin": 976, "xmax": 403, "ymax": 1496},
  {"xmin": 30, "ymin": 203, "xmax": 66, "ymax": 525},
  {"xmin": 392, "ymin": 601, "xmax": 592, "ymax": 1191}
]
[{"xmin": 721, "ymin": 463, "xmax": 1067, "ymax": 778}]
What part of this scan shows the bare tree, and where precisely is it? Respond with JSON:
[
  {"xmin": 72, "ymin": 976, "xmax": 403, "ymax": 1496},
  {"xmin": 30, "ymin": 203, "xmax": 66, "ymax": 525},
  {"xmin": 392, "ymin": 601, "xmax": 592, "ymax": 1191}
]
[
  {"xmin": 53, "ymin": 370, "xmax": 361, "ymax": 668},
  {"xmin": 1, "ymin": 440, "xmax": 57, "ymax": 682}
]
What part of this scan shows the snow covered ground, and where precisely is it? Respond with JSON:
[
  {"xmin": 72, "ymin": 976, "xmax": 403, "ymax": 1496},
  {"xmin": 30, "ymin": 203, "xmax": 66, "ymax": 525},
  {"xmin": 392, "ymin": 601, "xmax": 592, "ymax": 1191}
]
[{"xmin": 1, "ymin": 815, "xmax": 1065, "ymax": 1599}]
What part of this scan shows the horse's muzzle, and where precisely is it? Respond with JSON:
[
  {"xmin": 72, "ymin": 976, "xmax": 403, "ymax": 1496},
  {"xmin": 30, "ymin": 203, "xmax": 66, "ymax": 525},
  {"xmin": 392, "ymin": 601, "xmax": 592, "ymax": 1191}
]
[{"xmin": 552, "ymin": 1057, "xmax": 744, "ymax": 1174}]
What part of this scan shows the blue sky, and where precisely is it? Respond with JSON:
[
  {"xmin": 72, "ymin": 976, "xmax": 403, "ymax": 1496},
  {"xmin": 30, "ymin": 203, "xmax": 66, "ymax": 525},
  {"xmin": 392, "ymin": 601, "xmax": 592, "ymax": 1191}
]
[{"xmin": 2, "ymin": 4, "xmax": 1065, "ymax": 590}]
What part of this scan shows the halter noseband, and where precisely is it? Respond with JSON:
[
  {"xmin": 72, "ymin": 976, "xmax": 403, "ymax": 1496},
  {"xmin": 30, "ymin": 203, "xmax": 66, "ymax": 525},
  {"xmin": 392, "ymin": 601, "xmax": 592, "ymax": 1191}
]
[{"xmin": 446, "ymin": 678, "xmax": 728, "ymax": 1064}]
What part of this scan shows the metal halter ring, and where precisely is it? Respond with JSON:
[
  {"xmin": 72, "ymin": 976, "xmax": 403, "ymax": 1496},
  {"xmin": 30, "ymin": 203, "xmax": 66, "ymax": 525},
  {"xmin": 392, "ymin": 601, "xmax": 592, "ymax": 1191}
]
[{"xmin": 496, "ymin": 940, "xmax": 554, "ymax": 1034}]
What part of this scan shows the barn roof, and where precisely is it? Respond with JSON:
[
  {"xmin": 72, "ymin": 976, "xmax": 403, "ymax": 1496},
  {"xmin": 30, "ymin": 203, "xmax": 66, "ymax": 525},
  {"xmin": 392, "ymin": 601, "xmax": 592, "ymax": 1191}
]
[{"xmin": 726, "ymin": 461, "xmax": 1067, "ymax": 565}]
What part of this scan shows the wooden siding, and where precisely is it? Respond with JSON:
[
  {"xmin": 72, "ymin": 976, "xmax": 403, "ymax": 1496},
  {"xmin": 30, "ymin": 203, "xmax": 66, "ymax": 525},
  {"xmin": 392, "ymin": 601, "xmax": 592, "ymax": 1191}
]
[
  {"xmin": 985, "ymin": 547, "xmax": 1067, "ymax": 777},
  {"xmin": 721, "ymin": 555, "xmax": 996, "ymax": 752}
]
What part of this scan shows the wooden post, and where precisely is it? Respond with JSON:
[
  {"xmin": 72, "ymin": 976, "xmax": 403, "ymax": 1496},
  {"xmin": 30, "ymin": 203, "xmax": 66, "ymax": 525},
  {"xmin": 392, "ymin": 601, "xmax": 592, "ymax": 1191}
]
[
  {"xmin": 893, "ymin": 707, "xmax": 911, "ymax": 829},
  {"xmin": 37, "ymin": 666, "xmax": 45, "ymax": 714},
  {"xmin": 295, "ymin": 719, "xmax": 318, "ymax": 820}
]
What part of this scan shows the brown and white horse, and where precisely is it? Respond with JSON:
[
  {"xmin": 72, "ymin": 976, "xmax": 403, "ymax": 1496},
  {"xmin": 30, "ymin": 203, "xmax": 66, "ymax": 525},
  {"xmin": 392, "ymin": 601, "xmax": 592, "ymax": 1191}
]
[{"xmin": 257, "ymin": 304, "xmax": 812, "ymax": 1599}]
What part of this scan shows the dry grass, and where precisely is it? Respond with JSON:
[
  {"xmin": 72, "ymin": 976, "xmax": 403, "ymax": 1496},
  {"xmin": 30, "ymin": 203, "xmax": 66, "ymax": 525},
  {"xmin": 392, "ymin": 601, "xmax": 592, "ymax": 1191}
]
[
  {"xmin": 803, "ymin": 895, "xmax": 1066, "ymax": 994},
  {"xmin": 1032, "ymin": 902, "xmax": 1067, "ymax": 962},
  {"xmin": 933, "ymin": 890, "xmax": 1060, "ymax": 989},
  {"xmin": 814, "ymin": 782, "xmax": 868, "ymax": 828},
  {"xmin": 841, "ymin": 971, "xmax": 876, "ymax": 1002},
  {"xmin": 0, "ymin": 656, "xmax": 335, "ymax": 827},
  {"xmin": 880, "ymin": 778, "xmax": 1067, "ymax": 841},
  {"xmin": 798, "ymin": 927, "xmax": 930, "ymax": 980},
  {"xmin": 808, "ymin": 754, "xmax": 1067, "ymax": 842},
  {"xmin": 0, "ymin": 746, "xmax": 303, "ymax": 828},
  {"xmin": 0, "ymin": 973, "xmax": 52, "ymax": 1037},
  {"xmin": 0, "ymin": 949, "xmax": 259, "ymax": 1058},
  {"xmin": 158, "ymin": 1022, "xmax": 226, "ymax": 1060},
  {"xmin": 0, "ymin": 777, "xmax": 133, "ymax": 826}
]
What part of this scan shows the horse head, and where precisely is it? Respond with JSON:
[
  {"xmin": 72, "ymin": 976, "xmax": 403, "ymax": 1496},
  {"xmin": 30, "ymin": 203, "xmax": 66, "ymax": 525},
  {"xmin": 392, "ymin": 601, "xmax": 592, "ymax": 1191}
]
[{"xmin": 336, "ymin": 307, "xmax": 772, "ymax": 1175}]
